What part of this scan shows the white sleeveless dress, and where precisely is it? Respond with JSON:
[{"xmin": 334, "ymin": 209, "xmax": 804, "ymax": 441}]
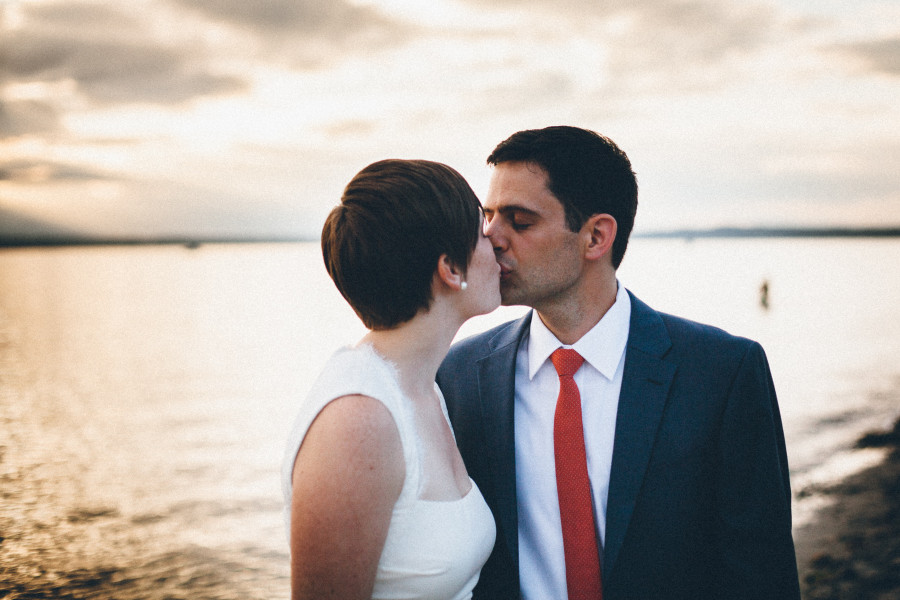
[{"xmin": 282, "ymin": 344, "xmax": 496, "ymax": 600}]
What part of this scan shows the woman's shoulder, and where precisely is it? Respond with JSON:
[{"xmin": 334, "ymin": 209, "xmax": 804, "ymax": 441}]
[
  {"xmin": 310, "ymin": 343, "xmax": 402, "ymax": 405},
  {"xmin": 282, "ymin": 344, "xmax": 413, "ymax": 529},
  {"xmin": 297, "ymin": 393, "xmax": 405, "ymax": 487}
]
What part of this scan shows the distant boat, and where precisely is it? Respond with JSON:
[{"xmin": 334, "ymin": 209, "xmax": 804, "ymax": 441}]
[{"xmin": 184, "ymin": 241, "xmax": 201, "ymax": 249}]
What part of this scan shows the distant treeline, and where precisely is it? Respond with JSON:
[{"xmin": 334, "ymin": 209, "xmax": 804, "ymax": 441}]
[
  {"xmin": 3, "ymin": 227, "xmax": 900, "ymax": 248},
  {"xmin": 0, "ymin": 236, "xmax": 309, "ymax": 248},
  {"xmin": 635, "ymin": 227, "xmax": 900, "ymax": 239}
]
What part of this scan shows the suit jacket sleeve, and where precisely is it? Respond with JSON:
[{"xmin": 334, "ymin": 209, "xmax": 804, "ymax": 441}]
[{"xmin": 714, "ymin": 341, "xmax": 799, "ymax": 599}]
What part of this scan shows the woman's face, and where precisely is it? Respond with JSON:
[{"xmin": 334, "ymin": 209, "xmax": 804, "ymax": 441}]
[{"xmin": 464, "ymin": 214, "xmax": 502, "ymax": 316}]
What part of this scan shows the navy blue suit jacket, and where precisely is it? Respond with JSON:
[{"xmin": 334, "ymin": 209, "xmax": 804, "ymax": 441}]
[{"xmin": 437, "ymin": 292, "xmax": 800, "ymax": 600}]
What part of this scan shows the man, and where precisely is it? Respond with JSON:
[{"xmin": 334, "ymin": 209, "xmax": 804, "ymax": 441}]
[{"xmin": 437, "ymin": 126, "xmax": 800, "ymax": 599}]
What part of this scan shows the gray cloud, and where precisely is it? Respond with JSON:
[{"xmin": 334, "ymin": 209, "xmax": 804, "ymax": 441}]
[
  {"xmin": 0, "ymin": 205, "xmax": 87, "ymax": 242},
  {"xmin": 171, "ymin": 0, "xmax": 416, "ymax": 68},
  {"xmin": 461, "ymin": 0, "xmax": 776, "ymax": 50},
  {"xmin": 608, "ymin": 3, "xmax": 778, "ymax": 96},
  {"xmin": 472, "ymin": 70, "xmax": 577, "ymax": 115},
  {"xmin": 461, "ymin": 0, "xmax": 778, "ymax": 92},
  {"xmin": 0, "ymin": 158, "xmax": 115, "ymax": 184},
  {"xmin": 172, "ymin": 0, "xmax": 387, "ymax": 34},
  {"xmin": 830, "ymin": 35, "xmax": 900, "ymax": 77},
  {"xmin": 628, "ymin": 1, "xmax": 776, "ymax": 58},
  {"xmin": 1, "ymin": 1, "xmax": 249, "ymax": 106},
  {"xmin": 318, "ymin": 119, "xmax": 379, "ymax": 139},
  {"xmin": 4, "ymin": 33, "xmax": 247, "ymax": 105},
  {"xmin": 0, "ymin": 99, "xmax": 61, "ymax": 139},
  {"xmin": 13, "ymin": 1, "xmax": 132, "ymax": 29}
]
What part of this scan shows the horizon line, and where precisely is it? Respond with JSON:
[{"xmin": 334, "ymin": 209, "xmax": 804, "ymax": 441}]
[
  {"xmin": 2, "ymin": 225, "xmax": 900, "ymax": 248},
  {"xmin": 634, "ymin": 225, "xmax": 900, "ymax": 239}
]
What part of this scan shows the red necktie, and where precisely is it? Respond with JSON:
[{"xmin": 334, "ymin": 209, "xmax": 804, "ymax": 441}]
[{"xmin": 551, "ymin": 348, "xmax": 603, "ymax": 600}]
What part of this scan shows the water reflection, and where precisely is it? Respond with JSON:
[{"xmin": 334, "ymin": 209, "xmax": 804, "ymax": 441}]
[
  {"xmin": 0, "ymin": 239, "xmax": 898, "ymax": 597},
  {"xmin": 0, "ymin": 245, "xmax": 297, "ymax": 599}
]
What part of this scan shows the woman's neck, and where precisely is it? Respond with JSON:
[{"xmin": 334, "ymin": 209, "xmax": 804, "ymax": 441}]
[{"xmin": 361, "ymin": 309, "xmax": 460, "ymax": 400}]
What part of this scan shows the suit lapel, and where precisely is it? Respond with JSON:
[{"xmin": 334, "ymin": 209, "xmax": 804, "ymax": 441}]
[
  {"xmin": 603, "ymin": 292, "xmax": 676, "ymax": 581},
  {"xmin": 477, "ymin": 311, "xmax": 531, "ymax": 574}
]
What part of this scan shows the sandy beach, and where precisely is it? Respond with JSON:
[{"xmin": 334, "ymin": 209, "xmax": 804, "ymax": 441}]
[{"xmin": 794, "ymin": 416, "xmax": 900, "ymax": 600}]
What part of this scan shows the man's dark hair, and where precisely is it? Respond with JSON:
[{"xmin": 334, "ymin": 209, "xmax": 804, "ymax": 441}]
[
  {"xmin": 487, "ymin": 125, "xmax": 638, "ymax": 268},
  {"xmin": 321, "ymin": 159, "xmax": 482, "ymax": 330}
]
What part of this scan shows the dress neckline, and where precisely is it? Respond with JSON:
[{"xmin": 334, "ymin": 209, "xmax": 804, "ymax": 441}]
[{"xmin": 349, "ymin": 342, "xmax": 474, "ymax": 504}]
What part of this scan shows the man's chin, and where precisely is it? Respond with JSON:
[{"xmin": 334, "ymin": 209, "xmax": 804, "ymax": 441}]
[{"xmin": 499, "ymin": 290, "xmax": 521, "ymax": 307}]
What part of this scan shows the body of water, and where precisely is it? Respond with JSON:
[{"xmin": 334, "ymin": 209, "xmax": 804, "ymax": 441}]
[{"xmin": 1, "ymin": 238, "xmax": 898, "ymax": 598}]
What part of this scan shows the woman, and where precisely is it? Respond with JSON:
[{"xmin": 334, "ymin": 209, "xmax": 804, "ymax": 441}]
[{"xmin": 282, "ymin": 159, "xmax": 500, "ymax": 599}]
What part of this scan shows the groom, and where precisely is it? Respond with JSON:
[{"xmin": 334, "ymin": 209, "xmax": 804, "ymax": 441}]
[{"xmin": 437, "ymin": 126, "xmax": 800, "ymax": 599}]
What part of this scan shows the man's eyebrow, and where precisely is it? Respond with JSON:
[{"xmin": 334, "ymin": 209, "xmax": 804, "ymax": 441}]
[{"xmin": 485, "ymin": 204, "xmax": 541, "ymax": 218}]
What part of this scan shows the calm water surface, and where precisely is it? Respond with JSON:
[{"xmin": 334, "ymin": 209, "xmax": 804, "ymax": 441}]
[{"xmin": 1, "ymin": 238, "xmax": 898, "ymax": 598}]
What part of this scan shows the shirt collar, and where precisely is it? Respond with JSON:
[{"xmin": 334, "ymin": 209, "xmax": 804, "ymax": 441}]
[{"xmin": 527, "ymin": 283, "xmax": 631, "ymax": 381}]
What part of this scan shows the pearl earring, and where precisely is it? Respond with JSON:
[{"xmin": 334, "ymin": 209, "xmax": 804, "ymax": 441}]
[{"xmin": 460, "ymin": 282, "xmax": 468, "ymax": 291}]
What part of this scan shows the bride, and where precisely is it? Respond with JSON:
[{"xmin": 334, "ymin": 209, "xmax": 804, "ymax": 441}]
[{"xmin": 282, "ymin": 159, "xmax": 500, "ymax": 599}]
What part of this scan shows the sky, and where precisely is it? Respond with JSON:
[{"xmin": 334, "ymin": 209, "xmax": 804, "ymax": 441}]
[{"xmin": 1, "ymin": 0, "xmax": 898, "ymax": 240}]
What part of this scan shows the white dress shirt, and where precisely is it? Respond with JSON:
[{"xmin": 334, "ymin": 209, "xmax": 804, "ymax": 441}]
[{"xmin": 515, "ymin": 284, "xmax": 631, "ymax": 600}]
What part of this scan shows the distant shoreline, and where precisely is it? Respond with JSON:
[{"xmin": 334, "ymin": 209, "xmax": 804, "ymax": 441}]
[
  {"xmin": 0, "ymin": 237, "xmax": 309, "ymax": 248},
  {"xmin": 634, "ymin": 226, "xmax": 900, "ymax": 239},
  {"xmin": 2, "ymin": 226, "xmax": 900, "ymax": 248}
]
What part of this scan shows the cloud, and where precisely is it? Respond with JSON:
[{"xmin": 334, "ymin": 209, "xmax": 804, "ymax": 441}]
[
  {"xmin": 0, "ymin": 99, "xmax": 61, "ymax": 139},
  {"xmin": 461, "ymin": 0, "xmax": 777, "ymax": 55},
  {"xmin": 5, "ymin": 33, "xmax": 248, "ymax": 105},
  {"xmin": 625, "ymin": 1, "xmax": 776, "ymax": 59},
  {"xmin": 0, "ymin": 205, "xmax": 87, "ymax": 242},
  {"xmin": 830, "ymin": 35, "xmax": 900, "ymax": 77},
  {"xmin": 318, "ymin": 119, "xmax": 379, "ymax": 139},
  {"xmin": 0, "ymin": 158, "xmax": 115, "ymax": 184},
  {"xmin": 1, "ymin": 0, "xmax": 895, "ymax": 238},
  {"xmin": 171, "ymin": 0, "xmax": 417, "ymax": 68},
  {"xmin": 172, "ymin": 0, "xmax": 387, "ymax": 34},
  {"xmin": 1, "ymin": 1, "xmax": 249, "ymax": 106},
  {"xmin": 452, "ymin": 0, "xmax": 780, "ymax": 98}
]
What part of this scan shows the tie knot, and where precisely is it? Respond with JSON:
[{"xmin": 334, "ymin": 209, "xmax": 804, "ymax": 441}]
[{"xmin": 551, "ymin": 348, "xmax": 584, "ymax": 378}]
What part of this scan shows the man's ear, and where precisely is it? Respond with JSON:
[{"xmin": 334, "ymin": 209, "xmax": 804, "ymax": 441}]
[
  {"xmin": 583, "ymin": 214, "xmax": 617, "ymax": 261},
  {"xmin": 435, "ymin": 254, "xmax": 465, "ymax": 290}
]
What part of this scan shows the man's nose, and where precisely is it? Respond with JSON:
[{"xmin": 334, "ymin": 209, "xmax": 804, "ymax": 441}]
[{"xmin": 483, "ymin": 218, "xmax": 506, "ymax": 252}]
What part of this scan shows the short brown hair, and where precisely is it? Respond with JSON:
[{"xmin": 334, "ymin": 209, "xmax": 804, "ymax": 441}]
[{"xmin": 322, "ymin": 159, "xmax": 482, "ymax": 330}]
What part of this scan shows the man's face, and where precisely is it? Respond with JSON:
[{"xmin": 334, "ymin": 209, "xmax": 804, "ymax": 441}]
[{"xmin": 483, "ymin": 161, "xmax": 585, "ymax": 309}]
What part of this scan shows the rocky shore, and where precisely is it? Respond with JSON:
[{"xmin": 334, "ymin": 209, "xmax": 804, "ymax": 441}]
[{"xmin": 794, "ymin": 417, "xmax": 900, "ymax": 600}]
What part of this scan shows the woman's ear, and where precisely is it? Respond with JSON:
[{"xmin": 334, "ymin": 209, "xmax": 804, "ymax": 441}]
[
  {"xmin": 435, "ymin": 254, "xmax": 465, "ymax": 291},
  {"xmin": 583, "ymin": 213, "xmax": 617, "ymax": 262}
]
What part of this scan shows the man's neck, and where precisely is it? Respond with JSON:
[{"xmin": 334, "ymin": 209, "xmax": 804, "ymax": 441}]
[{"xmin": 535, "ymin": 277, "xmax": 619, "ymax": 345}]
